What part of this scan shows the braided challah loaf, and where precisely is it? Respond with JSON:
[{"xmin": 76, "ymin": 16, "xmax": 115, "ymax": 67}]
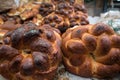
[
  {"xmin": 62, "ymin": 23, "xmax": 120, "ymax": 78},
  {"xmin": 0, "ymin": 23, "xmax": 62, "ymax": 80},
  {"xmin": 40, "ymin": 0, "xmax": 88, "ymax": 33}
]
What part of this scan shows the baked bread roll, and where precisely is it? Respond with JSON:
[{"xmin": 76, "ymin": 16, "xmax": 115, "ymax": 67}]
[
  {"xmin": 41, "ymin": 1, "xmax": 88, "ymax": 33},
  {"xmin": 0, "ymin": 23, "xmax": 62, "ymax": 80},
  {"xmin": 62, "ymin": 23, "xmax": 120, "ymax": 78}
]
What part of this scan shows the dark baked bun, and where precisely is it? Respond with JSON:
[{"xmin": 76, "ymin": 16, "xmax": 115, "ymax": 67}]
[
  {"xmin": 62, "ymin": 23, "xmax": 120, "ymax": 78},
  {"xmin": 40, "ymin": 0, "xmax": 88, "ymax": 33},
  {"xmin": 0, "ymin": 23, "xmax": 62, "ymax": 80}
]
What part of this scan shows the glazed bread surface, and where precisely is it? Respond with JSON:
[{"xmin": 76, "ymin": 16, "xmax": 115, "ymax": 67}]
[
  {"xmin": 62, "ymin": 23, "xmax": 120, "ymax": 78},
  {"xmin": 0, "ymin": 23, "xmax": 62, "ymax": 80}
]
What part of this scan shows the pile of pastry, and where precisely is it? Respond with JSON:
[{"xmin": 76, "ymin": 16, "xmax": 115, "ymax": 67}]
[{"xmin": 0, "ymin": 0, "xmax": 120, "ymax": 80}]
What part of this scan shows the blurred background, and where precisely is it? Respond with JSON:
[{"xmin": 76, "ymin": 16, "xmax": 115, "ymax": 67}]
[{"xmin": 85, "ymin": 0, "xmax": 120, "ymax": 16}]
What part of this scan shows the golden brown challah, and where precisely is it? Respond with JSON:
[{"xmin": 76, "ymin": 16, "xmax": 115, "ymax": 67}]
[
  {"xmin": 0, "ymin": 23, "xmax": 62, "ymax": 80},
  {"xmin": 62, "ymin": 23, "xmax": 120, "ymax": 78},
  {"xmin": 41, "ymin": 0, "xmax": 88, "ymax": 33}
]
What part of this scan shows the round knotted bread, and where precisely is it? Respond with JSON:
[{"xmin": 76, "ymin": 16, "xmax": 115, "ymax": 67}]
[
  {"xmin": 41, "ymin": 0, "xmax": 88, "ymax": 33},
  {"xmin": 62, "ymin": 23, "xmax": 120, "ymax": 78},
  {"xmin": 0, "ymin": 23, "xmax": 62, "ymax": 80}
]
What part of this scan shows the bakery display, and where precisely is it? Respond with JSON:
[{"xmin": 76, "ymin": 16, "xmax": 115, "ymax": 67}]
[
  {"xmin": 62, "ymin": 23, "xmax": 120, "ymax": 78},
  {"xmin": 1, "ymin": 0, "xmax": 120, "ymax": 79},
  {"xmin": 0, "ymin": 23, "xmax": 62, "ymax": 80}
]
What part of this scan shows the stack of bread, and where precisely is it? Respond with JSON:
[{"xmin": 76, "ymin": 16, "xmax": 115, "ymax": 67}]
[
  {"xmin": 7, "ymin": 0, "xmax": 88, "ymax": 33},
  {"xmin": 0, "ymin": 0, "xmax": 120, "ymax": 80}
]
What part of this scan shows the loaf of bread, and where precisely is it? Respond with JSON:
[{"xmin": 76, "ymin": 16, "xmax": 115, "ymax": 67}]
[
  {"xmin": 0, "ymin": 23, "xmax": 62, "ymax": 80},
  {"xmin": 41, "ymin": 0, "xmax": 88, "ymax": 33},
  {"xmin": 62, "ymin": 23, "xmax": 120, "ymax": 78}
]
